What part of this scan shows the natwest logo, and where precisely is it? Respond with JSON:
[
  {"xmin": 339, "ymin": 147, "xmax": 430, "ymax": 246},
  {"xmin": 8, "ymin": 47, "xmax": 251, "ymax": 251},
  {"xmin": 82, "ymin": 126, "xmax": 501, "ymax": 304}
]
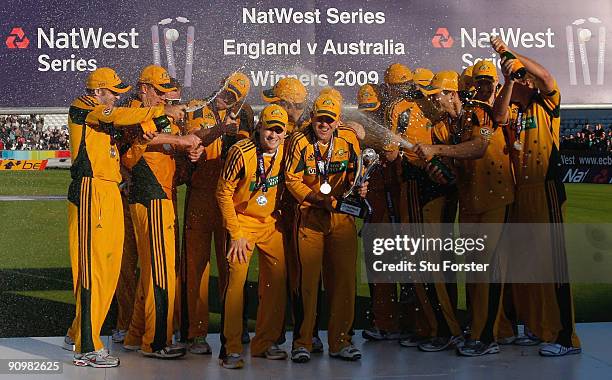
[
  {"xmin": 460, "ymin": 27, "xmax": 555, "ymax": 49},
  {"xmin": 432, "ymin": 27, "xmax": 454, "ymax": 48},
  {"xmin": 5, "ymin": 27, "xmax": 30, "ymax": 49}
]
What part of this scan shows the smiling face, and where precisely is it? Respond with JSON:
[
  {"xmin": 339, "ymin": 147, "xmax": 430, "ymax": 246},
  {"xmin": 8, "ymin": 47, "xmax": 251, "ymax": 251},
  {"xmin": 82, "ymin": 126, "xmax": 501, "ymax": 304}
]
[
  {"xmin": 257, "ymin": 124, "xmax": 285, "ymax": 153},
  {"xmin": 311, "ymin": 115, "xmax": 338, "ymax": 144}
]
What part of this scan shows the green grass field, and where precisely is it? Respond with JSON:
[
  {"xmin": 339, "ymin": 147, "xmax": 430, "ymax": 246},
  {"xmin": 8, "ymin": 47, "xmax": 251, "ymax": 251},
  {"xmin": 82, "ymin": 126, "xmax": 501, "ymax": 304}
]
[{"xmin": 1, "ymin": 170, "xmax": 611, "ymax": 337}]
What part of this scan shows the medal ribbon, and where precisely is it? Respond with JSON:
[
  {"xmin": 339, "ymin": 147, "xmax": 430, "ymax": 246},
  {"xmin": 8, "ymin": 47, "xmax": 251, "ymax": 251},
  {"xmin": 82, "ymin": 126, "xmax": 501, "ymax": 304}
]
[
  {"xmin": 514, "ymin": 110, "xmax": 524, "ymax": 144},
  {"xmin": 255, "ymin": 144, "xmax": 277, "ymax": 194},
  {"xmin": 313, "ymin": 138, "xmax": 334, "ymax": 186}
]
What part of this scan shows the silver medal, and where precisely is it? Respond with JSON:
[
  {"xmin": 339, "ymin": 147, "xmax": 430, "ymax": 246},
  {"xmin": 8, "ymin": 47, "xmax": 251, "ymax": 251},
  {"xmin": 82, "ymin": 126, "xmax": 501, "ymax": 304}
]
[
  {"xmin": 256, "ymin": 194, "xmax": 268, "ymax": 206},
  {"xmin": 513, "ymin": 141, "xmax": 523, "ymax": 151},
  {"xmin": 320, "ymin": 182, "xmax": 332, "ymax": 195}
]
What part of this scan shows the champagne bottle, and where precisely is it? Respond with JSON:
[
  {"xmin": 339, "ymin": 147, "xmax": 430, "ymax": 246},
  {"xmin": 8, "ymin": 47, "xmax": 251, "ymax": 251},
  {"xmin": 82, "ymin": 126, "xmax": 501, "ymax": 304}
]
[
  {"xmin": 429, "ymin": 156, "xmax": 456, "ymax": 185},
  {"xmin": 494, "ymin": 45, "xmax": 527, "ymax": 80}
]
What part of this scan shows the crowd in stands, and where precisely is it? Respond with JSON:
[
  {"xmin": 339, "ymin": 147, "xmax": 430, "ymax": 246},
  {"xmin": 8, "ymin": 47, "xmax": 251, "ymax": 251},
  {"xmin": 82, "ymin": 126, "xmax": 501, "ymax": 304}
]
[
  {"xmin": 560, "ymin": 122, "xmax": 612, "ymax": 153},
  {"xmin": 0, "ymin": 115, "xmax": 69, "ymax": 151},
  {"xmin": 0, "ymin": 114, "xmax": 610, "ymax": 153}
]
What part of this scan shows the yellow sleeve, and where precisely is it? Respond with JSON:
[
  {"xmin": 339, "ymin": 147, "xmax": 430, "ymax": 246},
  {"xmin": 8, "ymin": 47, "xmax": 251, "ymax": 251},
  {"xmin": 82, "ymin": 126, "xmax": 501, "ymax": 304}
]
[
  {"xmin": 284, "ymin": 133, "xmax": 313, "ymax": 205},
  {"xmin": 85, "ymin": 104, "xmax": 166, "ymax": 132},
  {"xmin": 539, "ymin": 80, "xmax": 561, "ymax": 112},
  {"xmin": 216, "ymin": 145, "xmax": 245, "ymax": 240}
]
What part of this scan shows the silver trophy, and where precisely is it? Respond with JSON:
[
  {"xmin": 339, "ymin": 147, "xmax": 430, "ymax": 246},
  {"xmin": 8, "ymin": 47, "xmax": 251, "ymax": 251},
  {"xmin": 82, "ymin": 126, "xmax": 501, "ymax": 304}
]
[{"xmin": 335, "ymin": 148, "xmax": 379, "ymax": 218}]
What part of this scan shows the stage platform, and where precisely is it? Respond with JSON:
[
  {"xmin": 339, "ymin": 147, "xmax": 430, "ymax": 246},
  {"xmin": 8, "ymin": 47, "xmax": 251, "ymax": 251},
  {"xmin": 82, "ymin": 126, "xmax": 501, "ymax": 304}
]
[{"xmin": 1, "ymin": 323, "xmax": 611, "ymax": 379}]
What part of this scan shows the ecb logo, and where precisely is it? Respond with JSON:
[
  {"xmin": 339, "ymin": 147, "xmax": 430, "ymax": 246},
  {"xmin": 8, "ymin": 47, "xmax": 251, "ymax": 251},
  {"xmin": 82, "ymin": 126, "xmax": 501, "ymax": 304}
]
[
  {"xmin": 566, "ymin": 17, "xmax": 606, "ymax": 86},
  {"xmin": 151, "ymin": 17, "xmax": 195, "ymax": 88}
]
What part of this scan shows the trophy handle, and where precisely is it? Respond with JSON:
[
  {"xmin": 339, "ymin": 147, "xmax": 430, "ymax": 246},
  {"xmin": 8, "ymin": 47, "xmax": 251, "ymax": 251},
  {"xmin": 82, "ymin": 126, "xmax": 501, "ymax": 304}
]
[{"xmin": 343, "ymin": 153, "xmax": 364, "ymax": 198}]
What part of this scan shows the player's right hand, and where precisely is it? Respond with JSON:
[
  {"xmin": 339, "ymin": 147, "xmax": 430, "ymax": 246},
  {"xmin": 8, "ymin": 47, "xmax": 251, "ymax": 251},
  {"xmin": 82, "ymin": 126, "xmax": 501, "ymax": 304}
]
[
  {"xmin": 490, "ymin": 36, "xmax": 508, "ymax": 54},
  {"xmin": 164, "ymin": 104, "xmax": 186, "ymax": 121},
  {"xmin": 500, "ymin": 57, "xmax": 516, "ymax": 81},
  {"xmin": 178, "ymin": 133, "xmax": 201, "ymax": 150},
  {"xmin": 227, "ymin": 238, "xmax": 253, "ymax": 264},
  {"xmin": 221, "ymin": 117, "xmax": 239, "ymax": 135}
]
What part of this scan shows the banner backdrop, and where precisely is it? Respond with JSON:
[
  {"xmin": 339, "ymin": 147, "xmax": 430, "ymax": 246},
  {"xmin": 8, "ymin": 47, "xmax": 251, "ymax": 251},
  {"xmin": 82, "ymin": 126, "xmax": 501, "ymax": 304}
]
[
  {"xmin": 1, "ymin": 0, "xmax": 611, "ymax": 107},
  {"xmin": 560, "ymin": 150, "xmax": 612, "ymax": 183}
]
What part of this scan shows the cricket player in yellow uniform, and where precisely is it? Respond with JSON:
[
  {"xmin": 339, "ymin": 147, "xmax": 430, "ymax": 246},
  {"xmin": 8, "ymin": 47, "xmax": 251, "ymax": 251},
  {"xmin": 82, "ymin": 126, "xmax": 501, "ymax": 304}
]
[
  {"xmin": 416, "ymin": 63, "xmax": 514, "ymax": 356},
  {"xmin": 491, "ymin": 36, "xmax": 581, "ymax": 357},
  {"xmin": 380, "ymin": 69, "xmax": 462, "ymax": 350},
  {"xmin": 121, "ymin": 65, "xmax": 200, "ymax": 359},
  {"xmin": 285, "ymin": 95, "xmax": 367, "ymax": 363},
  {"xmin": 67, "ymin": 67, "xmax": 185, "ymax": 367},
  {"xmin": 217, "ymin": 105, "xmax": 289, "ymax": 369},
  {"xmin": 180, "ymin": 72, "xmax": 254, "ymax": 354}
]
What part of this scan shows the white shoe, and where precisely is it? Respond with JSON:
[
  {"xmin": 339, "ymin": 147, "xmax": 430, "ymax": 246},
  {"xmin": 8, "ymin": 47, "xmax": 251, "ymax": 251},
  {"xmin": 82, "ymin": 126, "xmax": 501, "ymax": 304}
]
[
  {"xmin": 539, "ymin": 343, "xmax": 582, "ymax": 357},
  {"xmin": 329, "ymin": 344, "xmax": 361, "ymax": 361},
  {"xmin": 291, "ymin": 347, "xmax": 310, "ymax": 363},
  {"xmin": 262, "ymin": 344, "xmax": 287, "ymax": 360},
  {"xmin": 122, "ymin": 344, "xmax": 140, "ymax": 352},
  {"xmin": 73, "ymin": 348, "xmax": 120, "ymax": 368},
  {"xmin": 362, "ymin": 328, "xmax": 400, "ymax": 341},
  {"xmin": 457, "ymin": 340, "xmax": 500, "ymax": 357},
  {"xmin": 111, "ymin": 329, "xmax": 127, "ymax": 344},
  {"xmin": 140, "ymin": 344, "xmax": 186, "ymax": 359},
  {"xmin": 62, "ymin": 335, "xmax": 75, "ymax": 351},
  {"xmin": 418, "ymin": 335, "xmax": 464, "ymax": 352},
  {"xmin": 220, "ymin": 353, "xmax": 244, "ymax": 369},
  {"xmin": 188, "ymin": 336, "xmax": 212, "ymax": 355}
]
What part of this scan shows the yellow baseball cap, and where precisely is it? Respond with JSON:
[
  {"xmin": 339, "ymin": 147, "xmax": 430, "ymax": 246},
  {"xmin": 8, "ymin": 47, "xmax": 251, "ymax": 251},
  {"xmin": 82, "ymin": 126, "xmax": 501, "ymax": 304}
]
[
  {"xmin": 224, "ymin": 72, "xmax": 250, "ymax": 101},
  {"xmin": 259, "ymin": 104, "xmax": 288, "ymax": 131},
  {"xmin": 472, "ymin": 60, "xmax": 498, "ymax": 82},
  {"xmin": 139, "ymin": 65, "xmax": 177, "ymax": 93},
  {"xmin": 459, "ymin": 65, "xmax": 475, "ymax": 91},
  {"xmin": 262, "ymin": 77, "xmax": 308, "ymax": 104},
  {"xmin": 413, "ymin": 68, "xmax": 435, "ymax": 87},
  {"xmin": 384, "ymin": 63, "xmax": 413, "ymax": 85},
  {"xmin": 86, "ymin": 67, "xmax": 131, "ymax": 93},
  {"xmin": 421, "ymin": 71, "xmax": 459, "ymax": 95},
  {"xmin": 319, "ymin": 86, "xmax": 343, "ymax": 103},
  {"xmin": 313, "ymin": 95, "xmax": 341, "ymax": 121},
  {"xmin": 357, "ymin": 84, "xmax": 381, "ymax": 111}
]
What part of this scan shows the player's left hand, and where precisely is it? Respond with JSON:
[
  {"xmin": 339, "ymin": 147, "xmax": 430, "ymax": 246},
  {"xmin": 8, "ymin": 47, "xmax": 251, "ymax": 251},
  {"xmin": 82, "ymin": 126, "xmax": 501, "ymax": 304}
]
[
  {"xmin": 426, "ymin": 163, "xmax": 448, "ymax": 185},
  {"xmin": 142, "ymin": 131, "xmax": 158, "ymax": 143},
  {"xmin": 187, "ymin": 145, "xmax": 205, "ymax": 162},
  {"xmin": 358, "ymin": 181, "xmax": 369, "ymax": 198},
  {"xmin": 227, "ymin": 238, "xmax": 253, "ymax": 264},
  {"xmin": 414, "ymin": 143, "xmax": 435, "ymax": 161}
]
